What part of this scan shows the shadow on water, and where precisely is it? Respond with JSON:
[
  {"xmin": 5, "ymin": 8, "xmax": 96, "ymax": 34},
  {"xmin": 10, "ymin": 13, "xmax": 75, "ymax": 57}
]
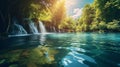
[
  {"xmin": 0, "ymin": 33, "xmax": 120, "ymax": 67},
  {"xmin": 0, "ymin": 35, "xmax": 41, "ymax": 50}
]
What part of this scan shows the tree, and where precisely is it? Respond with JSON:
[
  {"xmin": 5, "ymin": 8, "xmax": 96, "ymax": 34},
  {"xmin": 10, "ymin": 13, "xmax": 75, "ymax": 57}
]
[
  {"xmin": 78, "ymin": 0, "xmax": 120, "ymax": 32},
  {"xmin": 94, "ymin": 0, "xmax": 120, "ymax": 22},
  {"xmin": 107, "ymin": 20, "xmax": 120, "ymax": 32},
  {"xmin": 59, "ymin": 17, "xmax": 76, "ymax": 32},
  {"xmin": 50, "ymin": 0, "xmax": 67, "ymax": 32},
  {"xmin": 78, "ymin": 4, "xmax": 95, "ymax": 32},
  {"xmin": 0, "ymin": 0, "xmax": 57, "ymax": 33}
]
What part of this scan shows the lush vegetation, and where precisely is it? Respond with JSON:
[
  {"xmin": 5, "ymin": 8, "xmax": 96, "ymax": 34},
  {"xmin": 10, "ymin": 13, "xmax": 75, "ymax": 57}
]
[
  {"xmin": 59, "ymin": 0, "xmax": 120, "ymax": 32},
  {"xmin": 0, "ymin": 0, "xmax": 120, "ymax": 34},
  {"xmin": 76, "ymin": 0, "xmax": 120, "ymax": 32}
]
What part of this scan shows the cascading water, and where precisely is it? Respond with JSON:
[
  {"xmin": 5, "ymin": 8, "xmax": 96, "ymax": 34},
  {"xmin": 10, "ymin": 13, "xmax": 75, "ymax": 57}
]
[
  {"xmin": 9, "ymin": 19, "xmax": 47, "ymax": 45},
  {"xmin": 39, "ymin": 21, "xmax": 47, "ymax": 45},
  {"xmin": 10, "ymin": 23, "xmax": 27, "ymax": 35},
  {"xmin": 53, "ymin": 27, "xmax": 56, "ymax": 32},
  {"xmin": 39, "ymin": 21, "xmax": 46, "ymax": 33},
  {"xmin": 9, "ymin": 19, "xmax": 47, "ymax": 37},
  {"xmin": 29, "ymin": 21, "xmax": 39, "ymax": 34}
]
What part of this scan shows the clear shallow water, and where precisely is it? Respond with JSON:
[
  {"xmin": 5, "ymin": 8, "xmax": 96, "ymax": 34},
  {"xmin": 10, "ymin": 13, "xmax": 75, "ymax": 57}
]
[{"xmin": 0, "ymin": 33, "xmax": 120, "ymax": 67}]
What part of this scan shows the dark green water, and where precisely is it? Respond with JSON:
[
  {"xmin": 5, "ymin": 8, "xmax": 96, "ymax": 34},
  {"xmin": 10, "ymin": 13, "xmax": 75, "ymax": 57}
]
[{"xmin": 0, "ymin": 33, "xmax": 120, "ymax": 67}]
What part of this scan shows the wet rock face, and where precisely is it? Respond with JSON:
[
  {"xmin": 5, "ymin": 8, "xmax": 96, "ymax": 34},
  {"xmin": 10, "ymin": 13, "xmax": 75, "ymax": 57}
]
[
  {"xmin": 22, "ymin": 19, "xmax": 31, "ymax": 33},
  {"xmin": 32, "ymin": 18, "xmax": 39, "ymax": 24}
]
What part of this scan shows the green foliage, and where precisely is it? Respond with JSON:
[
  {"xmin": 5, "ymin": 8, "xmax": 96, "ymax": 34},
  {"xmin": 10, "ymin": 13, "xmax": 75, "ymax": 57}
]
[
  {"xmin": 80, "ymin": 4, "xmax": 95, "ymax": 24},
  {"xmin": 98, "ymin": 21, "xmax": 107, "ymax": 30},
  {"xmin": 2, "ymin": 0, "xmax": 57, "ymax": 20},
  {"xmin": 90, "ymin": 22, "xmax": 99, "ymax": 31},
  {"xmin": 76, "ymin": 4, "xmax": 95, "ymax": 32},
  {"xmin": 107, "ymin": 20, "xmax": 120, "ymax": 31},
  {"xmin": 59, "ymin": 17, "xmax": 76, "ymax": 32},
  {"xmin": 94, "ymin": 0, "xmax": 120, "ymax": 22},
  {"xmin": 75, "ymin": 0, "xmax": 120, "ymax": 32},
  {"xmin": 1, "ymin": 0, "xmax": 120, "ymax": 33}
]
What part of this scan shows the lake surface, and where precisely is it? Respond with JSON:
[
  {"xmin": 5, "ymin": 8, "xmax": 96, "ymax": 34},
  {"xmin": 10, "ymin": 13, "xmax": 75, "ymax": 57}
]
[{"xmin": 0, "ymin": 33, "xmax": 120, "ymax": 67}]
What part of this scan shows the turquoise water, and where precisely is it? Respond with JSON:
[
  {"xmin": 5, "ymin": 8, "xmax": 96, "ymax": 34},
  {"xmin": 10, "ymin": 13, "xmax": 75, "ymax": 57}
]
[{"xmin": 0, "ymin": 33, "xmax": 120, "ymax": 67}]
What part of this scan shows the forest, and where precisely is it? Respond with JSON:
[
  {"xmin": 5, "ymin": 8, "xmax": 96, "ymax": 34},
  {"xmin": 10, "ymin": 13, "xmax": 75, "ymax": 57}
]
[
  {"xmin": 0, "ymin": 0, "xmax": 120, "ymax": 35},
  {"xmin": 0, "ymin": 0, "xmax": 120, "ymax": 67}
]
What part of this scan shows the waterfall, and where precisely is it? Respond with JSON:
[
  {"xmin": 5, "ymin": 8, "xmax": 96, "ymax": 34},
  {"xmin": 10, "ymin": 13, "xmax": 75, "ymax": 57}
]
[
  {"xmin": 53, "ymin": 27, "xmax": 57, "ymax": 32},
  {"xmin": 38, "ymin": 21, "xmax": 47, "ymax": 45},
  {"xmin": 11, "ymin": 23, "xmax": 27, "ymax": 35},
  {"xmin": 59, "ymin": 30, "xmax": 61, "ymax": 33},
  {"xmin": 39, "ymin": 21, "xmax": 46, "ymax": 33},
  {"xmin": 29, "ymin": 21, "xmax": 39, "ymax": 34},
  {"xmin": 9, "ymin": 19, "xmax": 47, "ymax": 37}
]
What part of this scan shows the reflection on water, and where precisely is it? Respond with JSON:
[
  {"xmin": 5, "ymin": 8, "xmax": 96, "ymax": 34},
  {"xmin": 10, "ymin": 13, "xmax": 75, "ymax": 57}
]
[
  {"xmin": 0, "ymin": 33, "xmax": 120, "ymax": 67},
  {"xmin": 61, "ymin": 51, "xmax": 96, "ymax": 67},
  {"xmin": 0, "ymin": 46, "xmax": 58, "ymax": 67}
]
